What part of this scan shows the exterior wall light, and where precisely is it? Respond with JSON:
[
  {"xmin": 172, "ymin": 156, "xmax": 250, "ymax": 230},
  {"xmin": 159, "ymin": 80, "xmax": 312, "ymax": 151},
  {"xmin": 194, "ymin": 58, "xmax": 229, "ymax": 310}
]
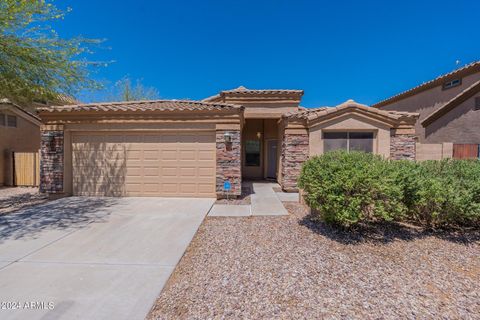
[
  {"xmin": 256, "ymin": 132, "xmax": 262, "ymax": 139},
  {"xmin": 224, "ymin": 132, "xmax": 233, "ymax": 143}
]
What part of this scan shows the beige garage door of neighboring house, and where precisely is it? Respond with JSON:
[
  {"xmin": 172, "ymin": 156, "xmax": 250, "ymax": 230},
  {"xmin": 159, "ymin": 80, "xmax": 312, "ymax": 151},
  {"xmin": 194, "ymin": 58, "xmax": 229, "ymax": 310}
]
[{"xmin": 72, "ymin": 131, "xmax": 216, "ymax": 197}]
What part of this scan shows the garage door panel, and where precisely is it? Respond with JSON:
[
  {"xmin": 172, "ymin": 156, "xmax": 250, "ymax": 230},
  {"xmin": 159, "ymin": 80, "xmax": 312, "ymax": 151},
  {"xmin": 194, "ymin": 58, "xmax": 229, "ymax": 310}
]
[
  {"xmin": 179, "ymin": 183, "xmax": 196, "ymax": 193},
  {"xmin": 198, "ymin": 150, "xmax": 215, "ymax": 160},
  {"xmin": 178, "ymin": 167, "xmax": 195, "ymax": 177},
  {"xmin": 143, "ymin": 167, "xmax": 160, "ymax": 176},
  {"xmin": 198, "ymin": 167, "xmax": 215, "ymax": 177},
  {"xmin": 160, "ymin": 167, "xmax": 178, "ymax": 176},
  {"xmin": 179, "ymin": 150, "xmax": 196, "ymax": 160},
  {"xmin": 143, "ymin": 150, "xmax": 160, "ymax": 159},
  {"xmin": 161, "ymin": 150, "xmax": 177, "ymax": 160},
  {"xmin": 125, "ymin": 150, "xmax": 142, "ymax": 160},
  {"xmin": 198, "ymin": 183, "xmax": 215, "ymax": 193},
  {"xmin": 72, "ymin": 131, "xmax": 216, "ymax": 197},
  {"xmin": 161, "ymin": 183, "xmax": 178, "ymax": 193}
]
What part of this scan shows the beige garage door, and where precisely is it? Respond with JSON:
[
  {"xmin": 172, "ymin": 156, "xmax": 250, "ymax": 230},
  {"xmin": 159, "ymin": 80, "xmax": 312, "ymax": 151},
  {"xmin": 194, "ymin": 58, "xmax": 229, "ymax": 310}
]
[{"xmin": 72, "ymin": 131, "xmax": 216, "ymax": 197}]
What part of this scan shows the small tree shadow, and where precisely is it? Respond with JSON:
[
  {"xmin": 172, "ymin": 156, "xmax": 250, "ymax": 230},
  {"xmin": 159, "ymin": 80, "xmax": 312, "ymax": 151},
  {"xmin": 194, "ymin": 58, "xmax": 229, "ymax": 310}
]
[
  {"xmin": 0, "ymin": 191, "xmax": 49, "ymax": 214},
  {"xmin": 0, "ymin": 197, "xmax": 118, "ymax": 242},
  {"xmin": 299, "ymin": 213, "xmax": 480, "ymax": 245}
]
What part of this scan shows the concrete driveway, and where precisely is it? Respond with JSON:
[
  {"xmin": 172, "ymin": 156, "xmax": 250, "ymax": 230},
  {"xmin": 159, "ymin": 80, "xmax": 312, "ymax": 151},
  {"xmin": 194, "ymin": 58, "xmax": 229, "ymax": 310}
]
[{"xmin": 0, "ymin": 197, "xmax": 215, "ymax": 320}]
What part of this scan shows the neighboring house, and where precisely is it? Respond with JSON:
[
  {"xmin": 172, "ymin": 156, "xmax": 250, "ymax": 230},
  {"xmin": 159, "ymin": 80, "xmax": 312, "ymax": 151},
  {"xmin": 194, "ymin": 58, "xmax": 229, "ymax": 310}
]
[
  {"xmin": 373, "ymin": 61, "xmax": 480, "ymax": 159},
  {"xmin": 0, "ymin": 99, "xmax": 42, "ymax": 186},
  {"xmin": 37, "ymin": 87, "xmax": 418, "ymax": 198}
]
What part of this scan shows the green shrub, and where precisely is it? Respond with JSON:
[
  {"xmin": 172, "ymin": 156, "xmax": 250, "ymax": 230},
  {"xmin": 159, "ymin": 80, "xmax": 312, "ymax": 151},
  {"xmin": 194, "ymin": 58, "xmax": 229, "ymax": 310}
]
[
  {"xmin": 298, "ymin": 151, "xmax": 406, "ymax": 227},
  {"xmin": 299, "ymin": 151, "xmax": 480, "ymax": 229},
  {"xmin": 394, "ymin": 159, "xmax": 480, "ymax": 228}
]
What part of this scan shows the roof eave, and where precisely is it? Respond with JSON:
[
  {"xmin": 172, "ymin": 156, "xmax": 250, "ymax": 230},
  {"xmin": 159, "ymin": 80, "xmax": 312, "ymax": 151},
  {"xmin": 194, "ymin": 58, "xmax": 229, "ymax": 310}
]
[
  {"xmin": 421, "ymin": 80, "xmax": 480, "ymax": 127},
  {"xmin": 373, "ymin": 60, "xmax": 480, "ymax": 108}
]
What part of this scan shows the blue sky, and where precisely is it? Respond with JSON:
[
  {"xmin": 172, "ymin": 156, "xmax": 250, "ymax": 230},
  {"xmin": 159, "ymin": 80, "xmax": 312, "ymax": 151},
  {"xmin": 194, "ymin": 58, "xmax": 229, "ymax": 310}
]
[{"xmin": 56, "ymin": 0, "xmax": 479, "ymax": 107}]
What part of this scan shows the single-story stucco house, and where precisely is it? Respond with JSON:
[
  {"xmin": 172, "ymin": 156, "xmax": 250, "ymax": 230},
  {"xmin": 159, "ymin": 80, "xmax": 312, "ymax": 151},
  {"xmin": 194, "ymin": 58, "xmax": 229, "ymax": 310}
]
[
  {"xmin": 37, "ymin": 86, "xmax": 419, "ymax": 198},
  {"xmin": 0, "ymin": 99, "xmax": 42, "ymax": 186}
]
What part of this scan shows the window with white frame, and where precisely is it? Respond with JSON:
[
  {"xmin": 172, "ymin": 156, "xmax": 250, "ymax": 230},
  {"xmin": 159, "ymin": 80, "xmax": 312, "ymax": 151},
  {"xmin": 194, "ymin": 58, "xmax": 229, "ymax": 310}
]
[
  {"xmin": 0, "ymin": 113, "xmax": 5, "ymax": 126},
  {"xmin": 323, "ymin": 132, "xmax": 374, "ymax": 153},
  {"xmin": 442, "ymin": 78, "xmax": 461, "ymax": 90}
]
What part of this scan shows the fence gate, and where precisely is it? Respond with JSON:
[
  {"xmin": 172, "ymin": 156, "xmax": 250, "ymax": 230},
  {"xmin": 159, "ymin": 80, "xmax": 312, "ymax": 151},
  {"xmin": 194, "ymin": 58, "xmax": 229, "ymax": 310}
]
[
  {"xmin": 13, "ymin": 152, "xmax": 40, "ymax": 186},
  {"xmin": 453, "ymin": 144, "xmax": 479, "ymax": 159}
]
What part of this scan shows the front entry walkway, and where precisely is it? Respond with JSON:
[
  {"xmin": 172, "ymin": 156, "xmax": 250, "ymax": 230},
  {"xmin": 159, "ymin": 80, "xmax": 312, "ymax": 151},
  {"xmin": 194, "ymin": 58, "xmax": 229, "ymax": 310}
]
[
  {"xmin": 0, "ymin": 197, "xmax": 214, "ymax": 320},
  {"xmin": 250, "ymin": 182, "xmax": 288, "ymax": 215},
  {"xmin": 208, "ymin": 182, "xmax": 293, "ymax": 216}
]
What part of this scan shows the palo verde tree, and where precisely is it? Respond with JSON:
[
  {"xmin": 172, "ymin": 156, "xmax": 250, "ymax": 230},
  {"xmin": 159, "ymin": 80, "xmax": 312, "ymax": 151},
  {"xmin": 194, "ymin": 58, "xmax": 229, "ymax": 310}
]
[
  {"xmin": 0, "ymin": 0, "xmax": 105, "ymax": 106},
  {"xmin": 112, "ymin": 77, "xmax": 160, "ymax": 101}
]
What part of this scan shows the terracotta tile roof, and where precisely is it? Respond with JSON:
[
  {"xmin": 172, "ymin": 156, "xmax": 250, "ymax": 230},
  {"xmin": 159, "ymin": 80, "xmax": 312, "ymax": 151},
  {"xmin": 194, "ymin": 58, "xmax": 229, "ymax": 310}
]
[
  {"xmin": 37, "ymin": 100, "xmax": 244, "ymax": 113},
  {"xmin": 284, "ymin": 99, "xmax": 419, "ymax": 122},
  {"xmin": 373, "ymin": 60, "xmax": 480, "ymax": 108},
  {"xmin": 0, "ymin": 98, "xmax": 41, "ymax": 121},
  {"xmin": 421, "ymin": 79, "xmax": 480, "ymax": 127},
  {"xmin": 203, "ymin": 86, "xmax": 303, "ymax": 101},
  {"xmin": 222, "ymin": 86, "xmax": 304, "ymax": 95}
]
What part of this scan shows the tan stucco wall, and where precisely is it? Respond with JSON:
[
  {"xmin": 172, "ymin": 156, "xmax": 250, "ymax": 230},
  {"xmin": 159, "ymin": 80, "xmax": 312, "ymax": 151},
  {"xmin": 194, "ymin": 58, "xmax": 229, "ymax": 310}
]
[
  {"xmin": 416, "ymin": 142, "xmax": 453, "ymax": 161},
  {"xmin": 308, "ymin": 114, "xmax": 391, "ymax": 158},
  {"xmin": 381, "ymin": 72, "xmax": 480, "ymax": 143},
  {"xmin": 241, "ymin": 102, "xmax": 299, "ymax": 119},
  {"xmin": 220, "ymin": 96, "xmax": 300, "ymax": 119},
  {"xmin": 423, "ymin": 96, "xmax": 480, "ymax": 143},
  {"xmin": 0, "ymin": 107, "xmax": 41, "ymax": 185}
]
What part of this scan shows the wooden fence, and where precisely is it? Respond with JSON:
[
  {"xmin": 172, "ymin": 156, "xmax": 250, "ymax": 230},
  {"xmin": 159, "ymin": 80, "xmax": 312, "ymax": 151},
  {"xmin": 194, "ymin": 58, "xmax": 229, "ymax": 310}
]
[
  {"xmin": 13, "ymin": 152, "xmax": 40, "ymax": 186},
  {"xmin": 453, "ymin": 144, "xmax": 479, "ymax": 159}
]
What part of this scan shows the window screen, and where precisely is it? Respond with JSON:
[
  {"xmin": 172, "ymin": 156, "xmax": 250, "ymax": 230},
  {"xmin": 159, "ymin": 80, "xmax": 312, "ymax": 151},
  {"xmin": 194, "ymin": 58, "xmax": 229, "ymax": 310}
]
[
  {"xmin": 349, "ymin": 132, "xmax": 374, "ymax": 153},
  {"xmin": 7, "ymin": 115, "xmax": 17, "ymax": 127},
  {"xmin": 324, "ymin": 132, "xmax": 374, "ymax": 153},
  {"xmin": 245, "ymin": 140, "xmax": 261, "ymax": 166},
  {"xmin": 323, "ymin": 132, "xmax": 348, "ymax": 152},
  {"xmin": 0, "ymin": 113, "xmax": 5, "ymax": 126}
]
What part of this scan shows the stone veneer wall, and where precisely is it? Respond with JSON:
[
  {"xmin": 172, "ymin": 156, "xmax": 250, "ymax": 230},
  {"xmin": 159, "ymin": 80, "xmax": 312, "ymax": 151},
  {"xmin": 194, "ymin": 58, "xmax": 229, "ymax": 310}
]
[
  {"xmin": 390, "ymin": 132, "xmax": 416, "ymax": 160},
  {"xmin": 281, "ymin": 133, "xmax": 309, "ymax": 192},
  {"xmin": 40, "ymin": 130, "xmax": 64, "ymax": 193},
  {"xmin": 216, "ymin": 130, "xmax": 241, "ymax": 198}
]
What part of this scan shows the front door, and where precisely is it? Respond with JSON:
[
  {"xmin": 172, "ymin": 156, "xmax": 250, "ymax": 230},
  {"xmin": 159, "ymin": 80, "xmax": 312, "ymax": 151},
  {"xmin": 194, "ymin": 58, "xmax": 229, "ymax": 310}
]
[{"xmin": 266, "ymin": 139, "xmax": 278, "ymax": 179}]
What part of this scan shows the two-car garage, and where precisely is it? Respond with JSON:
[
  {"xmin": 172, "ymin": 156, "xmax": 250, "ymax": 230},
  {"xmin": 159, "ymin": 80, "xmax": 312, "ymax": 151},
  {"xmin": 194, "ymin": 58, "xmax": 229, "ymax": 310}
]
[
  {"xmin": 71, "ymin": 131, "xmax": 216, "ymax": 197},
  {"xmin": 38, "ymin": 100, "xmax": 244, "ymax": 199},
  {"xmin": 39, "ymin": 100, "xmax": 244, "ymax": 198}
]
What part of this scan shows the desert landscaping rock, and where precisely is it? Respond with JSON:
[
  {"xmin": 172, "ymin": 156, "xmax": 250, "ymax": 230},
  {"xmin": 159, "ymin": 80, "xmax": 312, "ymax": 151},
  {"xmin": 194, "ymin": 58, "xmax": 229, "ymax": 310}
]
[
  {"xmin": 149, "ymin": 202, "xmax": 480, "ymax": 319},
  {"xmin": 0, "ymin": 187, "xmax": 49, "ymax": 215}
]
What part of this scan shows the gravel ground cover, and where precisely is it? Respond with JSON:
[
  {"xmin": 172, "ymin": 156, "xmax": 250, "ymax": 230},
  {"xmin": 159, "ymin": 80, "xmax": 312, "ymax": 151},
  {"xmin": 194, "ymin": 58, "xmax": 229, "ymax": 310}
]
[
  {"xmin": 215, "ymin": 185, "xmax": 252, "ymax": 205},
  {"xmin": 0, "ymin": 187, "xmax": 50, "ymax": 215},
  {"xmin": 149, "ymin": 202, "xmax": 480, "ymax": 319}
]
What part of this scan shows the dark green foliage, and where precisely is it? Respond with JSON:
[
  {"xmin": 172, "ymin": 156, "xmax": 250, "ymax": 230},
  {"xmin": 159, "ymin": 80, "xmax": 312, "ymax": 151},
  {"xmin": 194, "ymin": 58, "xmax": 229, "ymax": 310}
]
[
  {"xmin": 298, "ymin": 151, "xmax": 405, "ymax": 227},
  {"xmin": 0, "ymin": 0, "xmax": 105, "ymax": 106},
  {"xmin": 299, "ymin": 151, "xmax": 480, "ymax": 229},
  {"xmin": 393, "ymin": 159, "xmax": 480, "ymax": 228}
]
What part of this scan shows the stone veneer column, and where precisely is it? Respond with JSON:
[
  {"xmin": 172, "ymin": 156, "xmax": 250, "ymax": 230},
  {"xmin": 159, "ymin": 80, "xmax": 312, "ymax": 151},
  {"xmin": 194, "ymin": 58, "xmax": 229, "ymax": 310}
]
[
  {"xmin": 281, "ymin": 132, "xmax": 309, "ymax": 192},
  {"xmin": 216, "ymin": 130, "xmax": 241, "ymax": 198},
  {"xmin": 390, "ymin": 129, "xmax": 416, "ymax": 160},
  {"xmin": 40, "ymin": 128, "xmax": 64, "ymax": 193}
]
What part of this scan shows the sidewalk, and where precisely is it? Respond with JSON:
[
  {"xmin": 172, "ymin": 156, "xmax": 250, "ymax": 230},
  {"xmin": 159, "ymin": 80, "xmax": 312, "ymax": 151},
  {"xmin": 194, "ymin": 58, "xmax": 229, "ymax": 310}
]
[{"xmin": 208, "ymin": 182, "xmax": 298, "ymax": 217}]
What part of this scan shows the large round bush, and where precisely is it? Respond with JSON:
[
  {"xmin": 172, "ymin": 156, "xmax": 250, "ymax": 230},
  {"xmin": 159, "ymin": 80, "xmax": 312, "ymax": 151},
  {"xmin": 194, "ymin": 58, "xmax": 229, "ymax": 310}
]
[
  {"xmin": 298, "ymin": 151, "xmax": 405, "ymax": 227},
  {"xmin": 299, "ymin": 151, "xmax": 480, "ymax": 229},
  {"xmin": 393, "ymin": 159, "xmax": 480, "ymax": 228}
]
